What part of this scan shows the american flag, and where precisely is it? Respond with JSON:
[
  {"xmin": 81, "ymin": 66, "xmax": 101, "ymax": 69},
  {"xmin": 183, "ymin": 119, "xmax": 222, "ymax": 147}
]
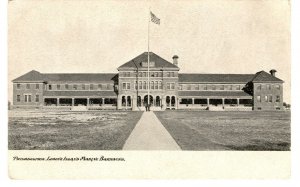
[{"xmin": 150, "ymin": 11, "xmax": 160, "ymax": 25}]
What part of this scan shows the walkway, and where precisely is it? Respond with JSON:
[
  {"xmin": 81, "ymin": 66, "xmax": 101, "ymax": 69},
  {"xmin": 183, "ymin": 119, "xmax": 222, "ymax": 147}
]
[{"xmin": 123, "ymin": 111, "xmax": 181, "ymax": 150}]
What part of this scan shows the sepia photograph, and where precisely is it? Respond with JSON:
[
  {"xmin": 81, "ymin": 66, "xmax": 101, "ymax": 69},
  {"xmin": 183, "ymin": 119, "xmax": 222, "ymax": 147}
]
[{"xmin": 7, "ymin": 0, "xmax": 292, "ymax": 179}]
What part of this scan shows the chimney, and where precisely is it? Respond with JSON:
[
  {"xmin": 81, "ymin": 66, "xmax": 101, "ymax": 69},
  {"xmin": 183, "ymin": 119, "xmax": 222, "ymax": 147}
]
[
  {"xmin": 172, "ymin": 55, "xmax": 179, "ymax": 66},
  {"xmin": 270, "ymin": 69, "xmax": 277, "ymax": 77}
]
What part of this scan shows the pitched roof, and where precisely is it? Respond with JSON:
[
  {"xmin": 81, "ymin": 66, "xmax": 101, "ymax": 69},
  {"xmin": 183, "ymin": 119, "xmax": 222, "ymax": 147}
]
[
  {"xmin": 44, "ymin": 73, "xmax": 117, "ymax": 82},
  {"xmin": 178, "ymin": 91, "xmax": 252, "ymax": 97},
  {"xmin": 12, "ymin": 70, "xmax": 45, "ymax": 82},
  {"xmin": 118, "ymin": 52, "xmax": 179, "ymax": 70},
  {"xmin": 251, "ymin": 71, "xmax": 283, "ymax": 83},
  {"xmin": 178, "ymin": 73, "xmax": 254, "ymax": 83},
  {"xmin": 44, "ymin": 91, "xmax": 117, "ymax": 97},
  {"xmin": 13, "ymin": 71, "xmax": 118, "ymax": 83}
]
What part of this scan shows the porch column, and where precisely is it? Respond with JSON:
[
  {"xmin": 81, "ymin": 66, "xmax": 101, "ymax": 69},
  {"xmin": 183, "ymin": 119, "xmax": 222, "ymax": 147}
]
[
  {"xmin": 132, "ymin": 96, "xmax": 137, "ymax": 111},
  {"xmin": 160, "ymin": 96, "xmax": 162, "ymax": 106},
  {"xmin": 72, "ymin": 98, "xmax": 75, "ymax": 106},
  {"xmin": 57, "ymin": 98, "xmax": 60, "ymax": 106},
  {"xmin": 102, "ymin": 98, "xmax": 105, "ymax": 105},
  {"xmin": 192, "ymin": 98, "xmax": 194, "ymax": 105},
  {"xmin": 117, "ymin": 95, "xmax": 122, "ymax": 110},
  {"xmin": 162, "ymin": 96, "xmax": 166, "ymax": 110},
  {"xmin": 87, "ymin": 98, "xmax": 90, "ymax": 106},
  {"xmin": 222, "ymin": 98, "xmax": 225, "ymax": 107},
  {"xmin": 237, "ymin": 98, "xmax": 240, "ymax": 106},
  {"xmin": 207, "ymin": 98, "xmax": 210, "ymax": 106}
]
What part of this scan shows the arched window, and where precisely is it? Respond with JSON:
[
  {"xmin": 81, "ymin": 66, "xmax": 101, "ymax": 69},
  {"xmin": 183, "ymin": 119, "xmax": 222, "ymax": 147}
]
[
  {"xmin": 122, "ymin": 96, "xmax": 126, "ymax": 107},
  {"xmin": 143, "ymin": 81, "xmax": 146, "ymax": 89},
  {"xmin": 151, "ymin": 81, "xmax": 154, "ymax": 90},
  {"xmin": 127, "ymin": 96, "xmax": 131, "ymax": 107},
  {"xmin": 156, "ymin": 96, "xmax": 160, "ymax": 106}
]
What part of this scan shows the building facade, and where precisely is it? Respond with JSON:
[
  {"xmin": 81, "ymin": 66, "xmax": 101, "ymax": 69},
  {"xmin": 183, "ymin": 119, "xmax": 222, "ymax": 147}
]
[{"xmin": 12, "ymin": 52, "xmax": 284, "ymax": 111}]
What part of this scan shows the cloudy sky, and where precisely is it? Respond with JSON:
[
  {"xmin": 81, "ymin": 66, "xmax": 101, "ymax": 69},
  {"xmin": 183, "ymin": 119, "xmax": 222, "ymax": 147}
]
[{"xmin": 8, "ymin": 0, "xmax": 290, "ymax": 103}]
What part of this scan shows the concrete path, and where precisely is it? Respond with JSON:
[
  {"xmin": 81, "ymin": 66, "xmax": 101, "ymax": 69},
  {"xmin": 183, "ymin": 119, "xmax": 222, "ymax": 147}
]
[{"xmin": 123, "ymin": 111, "xmax": 181, "ymax": 150}]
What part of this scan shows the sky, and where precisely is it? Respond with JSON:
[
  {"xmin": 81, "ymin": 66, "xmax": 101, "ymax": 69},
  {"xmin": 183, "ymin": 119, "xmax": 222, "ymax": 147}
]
[{"xmin": 8, "ymin": 0, "xmax": 290, "ymax": 103}]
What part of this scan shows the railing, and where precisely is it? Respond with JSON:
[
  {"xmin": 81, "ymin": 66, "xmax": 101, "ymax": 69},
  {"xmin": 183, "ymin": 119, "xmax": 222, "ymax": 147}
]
[
  {"xmin": 42, "ymin": 106, "xmax": 72, "ymax": 110},
  {"xmin": 88, "ymin": 105, "xmax": 117, "ymax": 110}
]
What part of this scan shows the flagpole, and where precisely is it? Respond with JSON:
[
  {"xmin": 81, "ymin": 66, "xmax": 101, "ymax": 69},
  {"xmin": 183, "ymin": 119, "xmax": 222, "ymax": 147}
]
[{"xmin": 147, "ymin": 8, "xmax": 150, "ymax": 106}]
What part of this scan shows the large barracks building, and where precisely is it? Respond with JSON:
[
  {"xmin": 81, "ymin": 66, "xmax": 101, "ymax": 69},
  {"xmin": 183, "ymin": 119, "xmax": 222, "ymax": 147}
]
[{"xmin": 12, "ymin": 52, "xmax": 284, "ymax": 111}]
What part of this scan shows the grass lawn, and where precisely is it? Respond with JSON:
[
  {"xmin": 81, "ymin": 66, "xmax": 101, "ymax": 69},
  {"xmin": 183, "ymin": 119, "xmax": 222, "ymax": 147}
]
[
  {"xmin": 154, "ymin": 111, "xmax": 290, "ymax": 151},
  {"xmin": 8, "ymin": 110, "xmax": 143, "ymax": 150}
]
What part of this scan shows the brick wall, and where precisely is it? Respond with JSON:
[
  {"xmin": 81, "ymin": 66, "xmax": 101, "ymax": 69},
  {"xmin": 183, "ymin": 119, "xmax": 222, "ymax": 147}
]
[
  {"xmin": 13, "ymin": 82, "xmax": 45, "ymax": 108},
  {"xmin": 253, "ymin": 82, "xmax": 283, "ymax": 110}
]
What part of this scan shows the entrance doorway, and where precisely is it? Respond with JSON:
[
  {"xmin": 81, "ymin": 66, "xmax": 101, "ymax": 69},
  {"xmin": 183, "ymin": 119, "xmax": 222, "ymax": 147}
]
[{"xmin": 144, "ymin": 95, "xmax": 153, "ymax": 106}]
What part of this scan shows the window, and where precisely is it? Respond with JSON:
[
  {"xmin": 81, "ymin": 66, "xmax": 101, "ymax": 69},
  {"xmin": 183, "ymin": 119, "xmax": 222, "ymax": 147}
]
[
  {"xmin": 275, "ymin": 85, "xmax": 280, "ymax": 90},
  {"xmin": 26, "ymin": 84, "xmax": 30, "ymax": 89},
  {"xmin": 158, "ymin": 72, "xmax": 162, "ymax": 77},
  {"xmin": 143, "ymin": 81, "xmax": 146, "ymax": 89},
  {"xmin": 257, "ymin": 84, "xmax": 261, "ymax": 90},
  {"xmin": 171, "ymin": 83, "xmax": 175, "ymax": 90},
  {"xmin": 187, "ymin": 84, "xmax": 191, "ymax": 90},
  {"xmin": 143, "ymin": 72, "xmax": 146, "ymax": 77},
  {"xmin": 126, "ymin": 83, "xmax": 130, "ymax": 90},
  {"xmin": 48, "ymin": 85, "xmax": 52, "ymax": 90},
  {"xmin": 82, "ymin": 84, "xmax": 86, "ymax": 90},
  {"xmin": 151, "ymin": 81, "xmax": 154, "ymax": 89},
  {"xmin": 98, "ymin": 84, "xmax": 102, "ymax": 90},
  {"xmin": 57, "ymin": 84, "xmax": 61, "ymax": 90},
  {"xmin": 135, "ymin": 81, "xmax": 138, "ymax": 90},
  {"xmin": 17, "ymin": 95, "xmax": 21, "ymax": 102},
  {"xmin": 276, "ymin": 95, "xmax": 280, "ymax": 102},
  {"xmin": 167, "ymin": 72, "xmax": 170, "ymax": 77},
  {"xmin": 138, "ymin": 72, "xmax": 142, "ymax": 77},
  {"xmin": 167, "ymin": 83, "xmax": 175, "ymax": 90},
  {"xmin": 267, "ymin": 84, "xmax": 271, "ymax": 90},
  {"xmin": 24, "ymin": 94, "xmax": 31, "ymax": 102},
  {"xmin": 17, "ymin": 84, "xmax": 21, "ymax": 89},
  {"xmin": 108, "ymin": 84, "xmax": 113, "ymax": 90},
  {"xmin": 171, "ymin": 72, "xmax": 175, "ymax": 77},
  {"xmin": 203, "ymin": 85, "xmax": 207, "ymax": 90},
  {"xmin": 179, "ymin": 85, "xmax": 183, "ymax": 90},
  {"xmin": 155, "ymin": 72, "xmax": 158, "ymax": 77},
  {"xmin": 211, "ymin": 85, "xmax": 216, "ymax": 90},
  {"xmin": 159, "ymin": 81, "xmax": 162, "ymax": 90},
  {"xmin": 236, "ymin": 85, "xmax": 240, "ymax": 90},
  {"xmin": 155, "ymin": 81, "xmax": 158, "ymax": 89},
  {"xmin": 257, "ymin": 96, "xmax": 261, "ymax": 102},
  {"xmin": 220, "ymin": 85, "xmax": 224, "ymax": 90},
  {"xmin": 167, "ymin": 83, "xmax": 170, "ymax": 90},
  {"xmin": 150, "ymin": 72, "xmax": 154, "ymax": 77},
  {"xmin": 195, "ymin": 84, "xmax": 199, "ymax": 90},
  {"xmin": 65, "ymin": 84, "xmax": 69, "ymax": 90},
  {"xmin": 35, "ymin": 94, "xmax": 39, "ymax": 102},
  {"xmin": 268, "ymin": 95, "xmax": 273, "ymax": 102},
  {"xmin": 90, "ymin": 84, "xmax": 94, "ymax": 90},
  {"xmin": 264, "ymin": 95, "xmax": 268, "ymax": 102},
  {"xmin": 139, "ymin": 81, "xmax": 142, "ymax": 90},
  {"xmin": 73, "ymin": 84, "xmax": 77, "ymax": 90},
  {"xmin": 35, "ymin": 84, "xmax": 39, "ymax": 89},
  {"xmin": 122, "ymin": 83, "xmax": 130, "ymax": 90},
  {"xmin": 102, "ymin": 84, "xmax": 107, "ymax": 90}
]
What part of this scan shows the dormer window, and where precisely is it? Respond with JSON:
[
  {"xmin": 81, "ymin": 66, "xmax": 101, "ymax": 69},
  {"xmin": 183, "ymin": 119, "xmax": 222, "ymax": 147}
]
[{"xmin": 141, "ymin": 61, "xmax": 155, "ymax": 67}]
